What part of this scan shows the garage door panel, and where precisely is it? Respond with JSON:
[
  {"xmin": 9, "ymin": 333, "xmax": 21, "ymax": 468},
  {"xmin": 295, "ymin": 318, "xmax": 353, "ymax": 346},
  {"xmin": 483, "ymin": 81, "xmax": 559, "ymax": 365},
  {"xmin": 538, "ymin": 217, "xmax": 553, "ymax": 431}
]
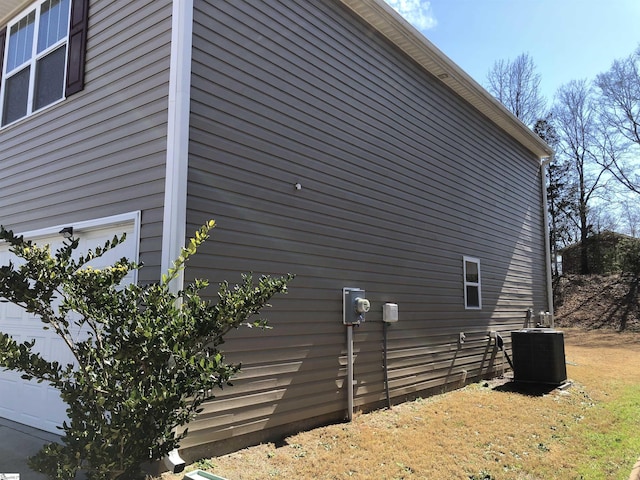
[
  {"xmin": 21, "ymin": 382, "xmax": 47, "ymax": 413},
  {"xmin": 0, "ymin": 220, "xmax": 137, "ymax": 433},
  {"xmin": 0, "ymin": 376, "xmax": 19, "ymax": 417},
  {"xmin": 0, "ymin": 324, "xmax": 69, "ymax": 429},
  {"xmin": 2, "ymin": 302, "xmax": 30, "ymax": 324}
]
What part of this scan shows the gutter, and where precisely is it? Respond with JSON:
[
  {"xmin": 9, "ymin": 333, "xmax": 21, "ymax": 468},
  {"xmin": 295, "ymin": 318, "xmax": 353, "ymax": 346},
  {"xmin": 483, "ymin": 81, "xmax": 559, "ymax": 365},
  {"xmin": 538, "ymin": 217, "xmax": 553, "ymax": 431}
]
[{"xmin": 339, "ymin": 0, "xmax": 554, "ymax": 161}]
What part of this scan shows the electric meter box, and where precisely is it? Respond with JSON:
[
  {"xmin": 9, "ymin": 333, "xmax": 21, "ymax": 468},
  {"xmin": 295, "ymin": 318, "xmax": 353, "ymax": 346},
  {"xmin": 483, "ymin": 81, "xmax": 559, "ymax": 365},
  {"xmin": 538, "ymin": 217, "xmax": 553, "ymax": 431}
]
[
  {"xmin": 343, "ymin": 288, "xmax": 369, "ymax": 325},
  {"xmin": 383, "ymin": 303, "xmax": 398, "ymax": 323}
]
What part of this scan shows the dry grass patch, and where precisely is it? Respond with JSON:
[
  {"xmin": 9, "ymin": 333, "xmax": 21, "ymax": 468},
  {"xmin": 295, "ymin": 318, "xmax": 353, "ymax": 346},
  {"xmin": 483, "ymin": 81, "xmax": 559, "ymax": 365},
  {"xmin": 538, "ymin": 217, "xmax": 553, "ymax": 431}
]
[{"xmin": 159, "ymin": 329, "xmax": 640, "ymax": 480}]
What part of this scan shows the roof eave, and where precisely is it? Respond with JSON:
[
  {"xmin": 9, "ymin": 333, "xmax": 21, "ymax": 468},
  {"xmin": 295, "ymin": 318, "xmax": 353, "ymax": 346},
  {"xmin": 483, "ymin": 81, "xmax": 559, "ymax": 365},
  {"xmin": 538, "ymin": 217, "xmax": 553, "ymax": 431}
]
[
  {"xmin": 339, "ymin": 0, "xmax": 554, "ymax": 160},
  {"xmin": 2, "ymin": 0, "xmax": 553, "ymax": 160},
  {"xmin": 0, "ymin": 0, "xmax": 29, "ymax": 27}
]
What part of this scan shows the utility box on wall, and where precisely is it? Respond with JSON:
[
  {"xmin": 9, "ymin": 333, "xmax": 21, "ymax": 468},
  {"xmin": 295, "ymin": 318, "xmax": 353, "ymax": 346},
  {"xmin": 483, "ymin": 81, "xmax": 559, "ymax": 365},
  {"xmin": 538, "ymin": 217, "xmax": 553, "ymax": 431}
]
[
  {"xmin": 382, "ymin": 303, "xmax": 398, "ymax": 323},
  {"xmin": 511, "ymin": 329, "xmax": 567, "ymax": 385}
]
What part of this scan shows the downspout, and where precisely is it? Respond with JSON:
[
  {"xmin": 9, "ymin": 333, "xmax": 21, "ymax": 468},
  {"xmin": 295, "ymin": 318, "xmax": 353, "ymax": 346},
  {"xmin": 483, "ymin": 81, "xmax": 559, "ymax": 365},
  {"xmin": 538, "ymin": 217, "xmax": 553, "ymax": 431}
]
[
  {"xmin": 161, "ymin": 0, "xmax": 194, "ymax": 474},
  {"xmin": 540, "ymin": 156, "xmax": 554, "ymax": 321}
]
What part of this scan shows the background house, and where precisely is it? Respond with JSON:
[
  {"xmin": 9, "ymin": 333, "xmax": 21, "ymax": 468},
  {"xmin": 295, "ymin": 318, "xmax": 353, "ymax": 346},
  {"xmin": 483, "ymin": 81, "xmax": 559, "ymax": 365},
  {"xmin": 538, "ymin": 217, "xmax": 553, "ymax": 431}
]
[{"xmin": 0, "ymin": 0, "xmax": 553, "ymax": 459}]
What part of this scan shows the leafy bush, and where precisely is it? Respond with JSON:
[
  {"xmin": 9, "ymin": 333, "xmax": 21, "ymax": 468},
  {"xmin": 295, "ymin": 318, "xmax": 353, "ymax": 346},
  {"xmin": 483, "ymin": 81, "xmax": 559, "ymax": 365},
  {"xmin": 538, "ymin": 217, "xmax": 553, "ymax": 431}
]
[
  {"xmin": 617, "ymin": 238, "xmax": 640, "ymax": 275},
  {"xmin": 0, "ymin": 220, "xmax": 292, "ymax": 480}
]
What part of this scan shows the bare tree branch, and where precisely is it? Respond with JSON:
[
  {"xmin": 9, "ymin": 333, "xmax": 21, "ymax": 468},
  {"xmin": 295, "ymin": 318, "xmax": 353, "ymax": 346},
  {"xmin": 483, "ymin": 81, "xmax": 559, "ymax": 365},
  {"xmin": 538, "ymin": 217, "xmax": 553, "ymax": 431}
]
[
  {"xmin": 594, "ymin": 45, "xmax": 640, "ymax": 194},
  {"xmin": 486, "ymin": 53, "xmax": 546, "ymax": 127},
  {"xmin": 552, "ymin": 79, "xmax": 610, "ymax": 273}
]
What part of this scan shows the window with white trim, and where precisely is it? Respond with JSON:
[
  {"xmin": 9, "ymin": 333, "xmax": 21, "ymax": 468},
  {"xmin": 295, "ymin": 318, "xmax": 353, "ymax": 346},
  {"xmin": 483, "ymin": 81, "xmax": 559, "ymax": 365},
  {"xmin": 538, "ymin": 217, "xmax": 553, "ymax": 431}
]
[
  {"xmin": 0, "ymin": 0, "xmax": 88, "ymax": 127},
  {"xmin": 463, "ymin": 256, "xmax": 482, "ymax": 310}
]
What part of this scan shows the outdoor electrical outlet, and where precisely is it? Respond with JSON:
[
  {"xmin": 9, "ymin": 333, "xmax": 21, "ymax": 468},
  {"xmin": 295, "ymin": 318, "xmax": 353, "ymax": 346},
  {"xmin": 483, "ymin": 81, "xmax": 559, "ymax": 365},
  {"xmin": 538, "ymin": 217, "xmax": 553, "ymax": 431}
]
[
  {"xmin": 489, "ymin": 331, "xmax": 497, "ymax": 345},
  {"xmin": 459, "ymin": 332, "xmax": 466, "ymax": 345}
]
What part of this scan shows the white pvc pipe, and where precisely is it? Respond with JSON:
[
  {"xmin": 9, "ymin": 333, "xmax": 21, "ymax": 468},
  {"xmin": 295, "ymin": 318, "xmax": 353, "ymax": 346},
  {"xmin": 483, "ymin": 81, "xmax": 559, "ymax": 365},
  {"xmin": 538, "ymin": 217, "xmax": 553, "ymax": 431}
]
[{"xmin": 347, "ymin": 324, "xmax": 354, "ymax": 421}]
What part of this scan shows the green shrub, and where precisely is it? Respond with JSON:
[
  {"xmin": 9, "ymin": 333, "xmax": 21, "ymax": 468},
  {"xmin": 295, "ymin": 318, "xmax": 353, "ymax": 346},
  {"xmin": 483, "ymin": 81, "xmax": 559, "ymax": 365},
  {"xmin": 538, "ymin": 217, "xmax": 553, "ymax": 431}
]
[
  {"xmin": 617, "ymin": 238, "xmax": 640, "ymax": 275},
  {"xmin": 0, "ymin": 220, "xmax": 292, "ymax": 480}
]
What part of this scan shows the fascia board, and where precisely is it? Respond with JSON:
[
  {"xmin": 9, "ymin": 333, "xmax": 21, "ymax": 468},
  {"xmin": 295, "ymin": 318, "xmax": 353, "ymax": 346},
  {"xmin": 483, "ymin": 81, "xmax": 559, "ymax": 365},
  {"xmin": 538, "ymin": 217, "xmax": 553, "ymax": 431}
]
[{"xmin": 339, "ymin": 0, "xmax": 554, "ymax": 160}]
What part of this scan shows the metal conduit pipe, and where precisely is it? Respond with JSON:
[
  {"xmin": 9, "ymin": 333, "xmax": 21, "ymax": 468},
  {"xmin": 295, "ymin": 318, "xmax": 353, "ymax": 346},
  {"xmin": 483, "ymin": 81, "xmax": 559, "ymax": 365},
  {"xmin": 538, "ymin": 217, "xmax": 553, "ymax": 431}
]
[
  {"xmin": 383, "ymin": 321, "xmax": 391, "ymax": 409},
  {"xmin": 495, "ymin": 333, "xmax": 514, "ymax": 371},
  {"xmin": 347, "ymin": 324, "xmax": 354, "ymax": 421}
]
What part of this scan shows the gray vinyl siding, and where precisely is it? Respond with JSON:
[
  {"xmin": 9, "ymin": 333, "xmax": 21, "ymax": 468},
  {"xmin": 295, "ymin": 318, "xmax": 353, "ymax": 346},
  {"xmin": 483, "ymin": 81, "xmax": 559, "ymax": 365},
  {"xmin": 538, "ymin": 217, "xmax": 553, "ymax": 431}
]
[
  {"xmin": 185, "ymin": 0, "xmax": 547, "ymax": 451},
  {"xmin": 0, "ymin": 0, "xmax": 172, "ymax": 282}
]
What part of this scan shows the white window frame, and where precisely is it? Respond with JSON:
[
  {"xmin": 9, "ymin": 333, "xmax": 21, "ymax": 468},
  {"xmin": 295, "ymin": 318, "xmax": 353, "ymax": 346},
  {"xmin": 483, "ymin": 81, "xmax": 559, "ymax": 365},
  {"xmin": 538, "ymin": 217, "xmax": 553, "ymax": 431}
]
[
  {"xmin": 0, "ymin": 0, "xmax": 71, "ymax": 127},
  {"xmin": 463, "ymin": 256, "xmax": 482, "ymax": 310}
]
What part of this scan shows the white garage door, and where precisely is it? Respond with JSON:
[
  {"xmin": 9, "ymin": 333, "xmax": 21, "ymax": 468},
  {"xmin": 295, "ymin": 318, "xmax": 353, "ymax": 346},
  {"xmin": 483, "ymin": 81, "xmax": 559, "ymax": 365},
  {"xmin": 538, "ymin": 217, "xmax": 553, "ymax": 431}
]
[{"xmin": 0, "ymin": 215, "xmax": 139, "ymax": 433}]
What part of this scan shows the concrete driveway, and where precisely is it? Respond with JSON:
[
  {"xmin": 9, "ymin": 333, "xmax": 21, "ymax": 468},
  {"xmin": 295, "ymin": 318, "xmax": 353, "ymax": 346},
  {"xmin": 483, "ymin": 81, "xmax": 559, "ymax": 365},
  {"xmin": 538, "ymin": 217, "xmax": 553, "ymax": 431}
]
[{"xmin": 0, "ymin": 418, "xmax": 59, "ymax": 479}]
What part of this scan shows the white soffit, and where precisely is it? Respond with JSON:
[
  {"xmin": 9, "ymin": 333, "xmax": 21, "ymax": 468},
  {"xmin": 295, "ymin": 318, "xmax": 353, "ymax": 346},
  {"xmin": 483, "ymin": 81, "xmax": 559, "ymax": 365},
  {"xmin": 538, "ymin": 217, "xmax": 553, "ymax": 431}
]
[
  {"xmin": 1, "ymin": 0, "xmax": 552, "ymax": 159},
  {"xmin": 339, "ymin": 0, "xmax": 554, "ymax": 160},
  {"xmin": 0, "ymin": 0, "xmax": 29, "ymax": 26}
]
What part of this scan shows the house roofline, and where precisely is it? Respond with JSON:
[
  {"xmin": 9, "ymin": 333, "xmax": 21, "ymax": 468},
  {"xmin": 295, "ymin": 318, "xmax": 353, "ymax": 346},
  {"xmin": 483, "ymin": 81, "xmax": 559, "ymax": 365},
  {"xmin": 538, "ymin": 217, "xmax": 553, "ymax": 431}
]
[
  {"xmin": 339, "ymin": 0, "xmax": 554, "ymax": 160},
  {"xmin": 0, "ymin": 0, "xmax": 29, "ymax": 27},
  {"xmin": 2, "ymin": 0, "xmax": 553, "ymax": 161}
]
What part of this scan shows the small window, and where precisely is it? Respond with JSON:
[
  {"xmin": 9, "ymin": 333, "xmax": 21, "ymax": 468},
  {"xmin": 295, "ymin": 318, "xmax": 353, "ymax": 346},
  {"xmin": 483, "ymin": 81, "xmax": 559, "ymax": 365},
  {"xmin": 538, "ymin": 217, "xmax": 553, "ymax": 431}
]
[
  {"xmin": 1, "ymin": 0, "xmax": 71, "ymax": 126},
  {"xmin": 463, "ymin": 256, "xmax": 482, "ymax": 310}
]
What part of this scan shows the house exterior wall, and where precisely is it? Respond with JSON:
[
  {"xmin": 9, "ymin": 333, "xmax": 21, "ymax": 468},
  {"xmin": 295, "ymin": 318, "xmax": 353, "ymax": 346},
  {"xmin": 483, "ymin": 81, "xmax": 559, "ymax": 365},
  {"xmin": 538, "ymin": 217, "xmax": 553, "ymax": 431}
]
[
  {"xmin": 0, "ymin": 0, "xmax": 173, "ymax": 282},
  {"xmin": 184, "ymin": 0, "xmax": 548, "ymax": 455}
]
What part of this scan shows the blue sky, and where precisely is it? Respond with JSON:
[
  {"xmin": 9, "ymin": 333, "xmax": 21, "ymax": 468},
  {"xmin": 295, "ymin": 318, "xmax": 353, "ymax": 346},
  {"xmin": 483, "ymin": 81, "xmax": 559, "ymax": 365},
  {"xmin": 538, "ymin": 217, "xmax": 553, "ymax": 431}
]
[{"xmin": 384, "ymin": 0, "xmax": 640, "ymax": 105}]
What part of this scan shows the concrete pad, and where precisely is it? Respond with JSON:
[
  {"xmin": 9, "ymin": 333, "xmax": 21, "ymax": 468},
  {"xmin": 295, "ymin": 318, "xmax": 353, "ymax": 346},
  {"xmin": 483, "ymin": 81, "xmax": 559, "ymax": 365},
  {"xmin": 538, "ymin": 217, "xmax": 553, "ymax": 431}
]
[
  {"xmin": 0, "ymin": 418, "xmax": 59, "ymax": 479},
  {"xmin": 630, "ymin": 456, "xmax": 640, "ymax": 480}
]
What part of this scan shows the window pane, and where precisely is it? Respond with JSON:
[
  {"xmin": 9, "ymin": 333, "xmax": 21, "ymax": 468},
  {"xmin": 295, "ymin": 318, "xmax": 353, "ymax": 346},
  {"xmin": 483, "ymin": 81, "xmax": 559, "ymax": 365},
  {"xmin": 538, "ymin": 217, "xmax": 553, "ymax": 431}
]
[
  {"xmin": 466, "ymin": 285, "xmax": 480, "ymax": 308},
  {"xmin": 3, "ymin": 66, "xmax": 31, "ymax": 125},
  {"xmin": 34, "ymin": 45, "xmax": 66, "ymax": 110},
  {"xmin": 38, "ymin": 0, "xmax": 71, "ymax": 53},
  {"xmin": 465, "ymin": 261, "xmax": 478, "ymax": 283},
  {"xmin": 7, "ymin": 11, "xmax": 36, "ymax": 71}
]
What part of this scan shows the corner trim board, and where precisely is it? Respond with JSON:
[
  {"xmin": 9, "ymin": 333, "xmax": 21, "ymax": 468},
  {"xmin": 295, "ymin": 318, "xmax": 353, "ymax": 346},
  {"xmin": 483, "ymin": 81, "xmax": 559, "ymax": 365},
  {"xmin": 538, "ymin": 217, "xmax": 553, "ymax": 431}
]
[{"xmin": 161, "ymin": 0, "xmax": 194, "ymax": 292}]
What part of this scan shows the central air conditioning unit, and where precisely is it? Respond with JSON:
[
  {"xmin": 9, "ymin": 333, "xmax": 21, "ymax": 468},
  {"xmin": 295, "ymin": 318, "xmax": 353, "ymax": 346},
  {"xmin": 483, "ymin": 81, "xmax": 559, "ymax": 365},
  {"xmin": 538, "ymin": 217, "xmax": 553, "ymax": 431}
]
[{"xmin": 511, "ymin": 329, "xmax": 567, "ymax": 385}]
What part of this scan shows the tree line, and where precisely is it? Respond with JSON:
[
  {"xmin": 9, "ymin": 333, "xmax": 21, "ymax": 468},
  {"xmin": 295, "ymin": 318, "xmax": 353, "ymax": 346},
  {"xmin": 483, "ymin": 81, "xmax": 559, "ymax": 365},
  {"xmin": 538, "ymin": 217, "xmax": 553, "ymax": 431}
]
[{"xmin": 486, "ymin": 48, "xmax": 640, "ymax": 275}]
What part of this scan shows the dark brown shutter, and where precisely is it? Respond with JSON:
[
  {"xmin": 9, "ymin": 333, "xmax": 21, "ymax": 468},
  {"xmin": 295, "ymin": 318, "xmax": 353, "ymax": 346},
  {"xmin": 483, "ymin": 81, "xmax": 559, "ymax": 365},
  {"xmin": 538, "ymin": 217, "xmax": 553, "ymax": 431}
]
[
  {"xmin": 0, "ymin": 27, "xmax": 6, "ymax": 87},
  {"xmin": 65, "ymin": 0, "xmax": 89, "ymax": 96}
]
